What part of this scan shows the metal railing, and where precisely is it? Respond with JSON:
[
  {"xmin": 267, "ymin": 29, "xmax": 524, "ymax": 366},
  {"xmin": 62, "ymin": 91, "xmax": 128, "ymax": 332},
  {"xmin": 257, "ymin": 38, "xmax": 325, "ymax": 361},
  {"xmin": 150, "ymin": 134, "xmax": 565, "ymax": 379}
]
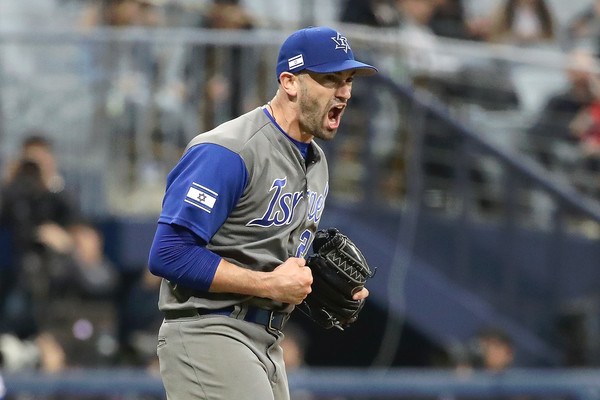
[{"xmin": 4, "ymin": 367, "xmax": 600, "ymax": 399}]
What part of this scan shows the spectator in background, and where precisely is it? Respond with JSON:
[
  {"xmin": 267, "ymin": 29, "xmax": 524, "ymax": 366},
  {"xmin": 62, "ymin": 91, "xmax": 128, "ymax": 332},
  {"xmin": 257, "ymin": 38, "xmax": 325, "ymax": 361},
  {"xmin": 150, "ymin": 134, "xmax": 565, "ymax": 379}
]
[
  {"xmin": 54, "ymin": 220, "xmax": 120, "ymax": 368},
  {"xmin": 0, "ymin": 135, "xmax": 120, "ymax": 372},
  {"xmin": 429, "ymin": 0, "xmax": 526, "ymax": 110},
  {"xmin": 487, "ymin": 0, "xmax": 556, "ymax": 47},
  {"xmin": 428, "ymin": 0, "xmax": 476, "ymax": 40},
  {"xmin": 395, "ymin": 0, "xmax": 462, "ymax": 77},
  {"xmin": 0, "ymin": 135, "xmax": 79, "ymax": 336},
  {"xmin": 0, "ymin": 331, "xmax": 66, "ymax": 374},
  {"xmin": 452, "ymin": 327, "xmax": 516, "ymax": 373},
  {"xmin": 570, "ymin": 99, "xmax": 600, "ymax": 157},
  {"xmin": 475, "ymin": 327, "xmax": 515, "ymax": 372},
  {"xmin": 204, "ymin": 0, "xmax": 254, "ymax": 30},
  {"xmin": 0, "ymin": 134, "xmax": 78, "ymax": 260},
  {"xmin": 280, "ymin": 323, "xmax": 316, "ymax": 400},
  {"xmin": 281, "ymin": 322, "xmax": 310, "ymax": 372},
  {"xmin": 0, "ymin": 135, "xmax": 78, "ymax": 374},
  {"xmin": 567, "ymin": 58, "xmax": 600, "ymax": 198},
  {"xmin": 338, "ymin": 0, "xmax": 400, "ymax": 206},
  {"xmin": 565, "ymin": 0, "xmax": 600, "ymax": 52},
  {"xmin": 525, "ymin": 48, "xmax": 597, "ymax": 169},
  {"xmin": 397, "ymin": 0, "xmax": 439, "ymax": 39},
  {"xmin": 340, "ymin": 0, "xmax": 401, "ymax": 28},
  {"xmin": 3, "ymin": 134, "xmax": 69, "ymax": 195},
  {"xmin": 68, "ymin": 221, "xmax": 119, "ymax": 299},
  {"xmin": 281, "ymin": 323, "xmax": 351, "ymax": 400},
  {"xmin": 444, "ymin": 328, "xmax": 518, "ymax": 400},
  {"xmin": 79, "ymin": 0, "xmax": 167, "ymax": 197},
  {"xmin": 80, "ymin": 0, "xmax": 164, "ymax": 28},
  {"xmin": 196, "ymin": 0, "xmax": 257, "ymax": 128}
]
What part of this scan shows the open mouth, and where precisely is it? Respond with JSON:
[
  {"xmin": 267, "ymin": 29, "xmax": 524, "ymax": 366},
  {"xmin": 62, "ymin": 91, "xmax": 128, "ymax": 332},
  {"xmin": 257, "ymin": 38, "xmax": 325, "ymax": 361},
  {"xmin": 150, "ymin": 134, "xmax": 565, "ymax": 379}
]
[{"xmin": 327, "ymin": 104, "xmax": 346, "ymax": 130}]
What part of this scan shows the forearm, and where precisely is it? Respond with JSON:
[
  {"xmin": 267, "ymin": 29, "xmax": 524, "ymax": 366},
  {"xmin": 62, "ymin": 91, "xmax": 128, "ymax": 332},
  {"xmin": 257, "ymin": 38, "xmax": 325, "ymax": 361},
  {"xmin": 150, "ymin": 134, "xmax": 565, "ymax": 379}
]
[
  {"xmin": 211, "ymin": 257, "xmax": 313, "ymax": 305},
  {"xmin": 149, "ymin": 223, "xmax": 313, "ymax": 304},
  {"xmin": 209, "ymin": 258, "xmax": 270, "ymax": 298}
]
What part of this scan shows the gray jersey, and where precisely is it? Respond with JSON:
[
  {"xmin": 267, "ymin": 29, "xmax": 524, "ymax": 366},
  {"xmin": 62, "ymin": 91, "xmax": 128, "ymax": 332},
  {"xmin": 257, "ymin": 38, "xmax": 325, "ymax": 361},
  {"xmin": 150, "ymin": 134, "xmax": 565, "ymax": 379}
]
[{"xmin": 158, "ymin": 107, "xmax": 329, "ymax": 313}]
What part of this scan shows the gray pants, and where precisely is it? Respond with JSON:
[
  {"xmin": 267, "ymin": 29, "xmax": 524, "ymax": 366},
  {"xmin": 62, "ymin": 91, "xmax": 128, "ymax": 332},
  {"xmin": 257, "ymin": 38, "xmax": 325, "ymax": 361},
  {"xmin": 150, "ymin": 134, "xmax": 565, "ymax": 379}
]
[{"xmin": 157, "ymin": 314, "xmax": 290, "ymax": 400}]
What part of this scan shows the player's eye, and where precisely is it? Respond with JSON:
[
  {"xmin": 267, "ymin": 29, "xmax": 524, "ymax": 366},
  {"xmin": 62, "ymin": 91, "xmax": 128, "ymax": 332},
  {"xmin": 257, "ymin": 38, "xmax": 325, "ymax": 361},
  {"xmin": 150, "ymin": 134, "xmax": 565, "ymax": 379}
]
[
  {"xmin": 323, "ymin": 75, "xmax": 339, "ymax": 85},
  {"xmin": 329, "ymin": 74, "xmax": 352, "ymax": 87},
  {"xmin": 309, "ymin": 72, "xmax": 352, "ymax": 88}
]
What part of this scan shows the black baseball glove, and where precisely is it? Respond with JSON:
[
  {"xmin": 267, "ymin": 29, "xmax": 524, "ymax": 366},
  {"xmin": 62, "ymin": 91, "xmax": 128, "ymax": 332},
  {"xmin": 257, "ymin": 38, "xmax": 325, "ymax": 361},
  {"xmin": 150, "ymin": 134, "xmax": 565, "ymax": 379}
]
[{"xmin": 297, "ymin": 228, "xmax": 375, "ymax": 330}]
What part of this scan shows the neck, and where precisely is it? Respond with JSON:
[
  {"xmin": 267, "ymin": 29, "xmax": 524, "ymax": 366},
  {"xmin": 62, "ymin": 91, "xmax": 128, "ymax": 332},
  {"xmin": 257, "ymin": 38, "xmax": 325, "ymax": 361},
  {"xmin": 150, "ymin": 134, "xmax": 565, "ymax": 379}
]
[{"xmin": 268, "ymin": 97, "xmax": 311, "ymax": 143}]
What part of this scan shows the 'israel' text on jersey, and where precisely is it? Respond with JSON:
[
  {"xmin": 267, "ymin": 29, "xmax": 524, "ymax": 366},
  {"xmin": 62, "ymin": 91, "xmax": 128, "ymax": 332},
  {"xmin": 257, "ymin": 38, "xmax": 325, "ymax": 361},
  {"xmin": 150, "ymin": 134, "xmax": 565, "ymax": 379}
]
[{"xmin": 247, "ymin": 177, "xmax": 327, "ymax": 227}]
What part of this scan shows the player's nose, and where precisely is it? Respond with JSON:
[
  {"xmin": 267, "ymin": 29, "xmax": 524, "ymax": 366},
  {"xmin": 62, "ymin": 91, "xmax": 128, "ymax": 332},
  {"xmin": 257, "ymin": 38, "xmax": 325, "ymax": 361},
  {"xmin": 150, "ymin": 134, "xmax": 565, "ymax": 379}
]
[{"xmin": 336, "ymin": 83, "xmax": 352, "ymax": 101}]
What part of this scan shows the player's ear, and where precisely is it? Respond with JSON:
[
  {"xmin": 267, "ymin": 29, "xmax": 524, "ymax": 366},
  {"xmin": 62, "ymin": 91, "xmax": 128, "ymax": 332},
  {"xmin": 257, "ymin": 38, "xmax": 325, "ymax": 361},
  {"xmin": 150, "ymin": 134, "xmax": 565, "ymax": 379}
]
[{"xmin": 279, "ymin": 72, "xmax": 299, "ymax": 97}]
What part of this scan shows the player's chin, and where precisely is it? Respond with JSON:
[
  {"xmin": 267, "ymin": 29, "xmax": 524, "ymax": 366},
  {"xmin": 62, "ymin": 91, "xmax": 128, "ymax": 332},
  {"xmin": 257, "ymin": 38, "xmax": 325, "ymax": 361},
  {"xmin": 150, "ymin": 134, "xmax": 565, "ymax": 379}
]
[{"xmin": 314, "ymin": 127, "xmax": 338, "ymax": 141}]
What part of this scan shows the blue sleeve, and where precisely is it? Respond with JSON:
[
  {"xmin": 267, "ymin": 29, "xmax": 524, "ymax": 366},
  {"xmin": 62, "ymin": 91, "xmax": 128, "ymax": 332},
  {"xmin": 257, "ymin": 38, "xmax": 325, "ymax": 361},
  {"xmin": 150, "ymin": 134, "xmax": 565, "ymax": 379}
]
[
  {"xmin": 148, "ymin": 222, "xmax": 221, "ymax": 292},
  {"xmin": 158, "ymin": 143, "xmax": 248, "ymax": 242}
]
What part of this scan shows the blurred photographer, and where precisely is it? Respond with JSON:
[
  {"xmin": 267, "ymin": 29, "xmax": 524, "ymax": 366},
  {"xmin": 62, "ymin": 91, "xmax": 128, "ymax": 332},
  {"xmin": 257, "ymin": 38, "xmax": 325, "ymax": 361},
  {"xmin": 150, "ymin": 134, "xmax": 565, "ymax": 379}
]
[
  {"xmin": 0, "ymin": 135, "xmax": 79, "ymax": 373},
  {"xmin": 0, "ymin": 135, "xmax": 120, "ymax": 372}
]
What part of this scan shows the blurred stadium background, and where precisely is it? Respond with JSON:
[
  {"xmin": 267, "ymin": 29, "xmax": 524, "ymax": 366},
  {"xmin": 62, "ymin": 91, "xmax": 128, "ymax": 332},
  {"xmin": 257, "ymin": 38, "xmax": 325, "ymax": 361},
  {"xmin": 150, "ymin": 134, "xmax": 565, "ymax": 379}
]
[{"xmin": 3, "ymin": 0, "xmax": 600, "ymax": 398}]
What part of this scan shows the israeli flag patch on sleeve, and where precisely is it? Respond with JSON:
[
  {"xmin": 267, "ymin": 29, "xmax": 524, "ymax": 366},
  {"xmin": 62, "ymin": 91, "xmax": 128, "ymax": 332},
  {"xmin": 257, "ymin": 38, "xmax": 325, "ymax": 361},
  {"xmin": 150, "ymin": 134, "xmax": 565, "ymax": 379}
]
[{"xmin": 185, "ymin": 182, "xmax": 218, "ymax": 213}]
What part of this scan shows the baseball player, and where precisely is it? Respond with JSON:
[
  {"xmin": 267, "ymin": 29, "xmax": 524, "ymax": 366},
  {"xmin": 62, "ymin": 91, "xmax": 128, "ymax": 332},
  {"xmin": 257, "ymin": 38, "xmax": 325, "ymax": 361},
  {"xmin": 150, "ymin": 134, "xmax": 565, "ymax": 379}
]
[{"xmin": 147, "ymin": 26, "xmax": 377, "ymax": 400}]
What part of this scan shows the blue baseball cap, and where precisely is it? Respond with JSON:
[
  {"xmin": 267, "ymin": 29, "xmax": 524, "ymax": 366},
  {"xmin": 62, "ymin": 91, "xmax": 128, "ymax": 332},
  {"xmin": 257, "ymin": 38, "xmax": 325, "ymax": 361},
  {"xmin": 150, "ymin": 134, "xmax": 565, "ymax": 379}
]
[{"xmin": 276, "ymin": 26, "xmax": 378, "ymax": 80}]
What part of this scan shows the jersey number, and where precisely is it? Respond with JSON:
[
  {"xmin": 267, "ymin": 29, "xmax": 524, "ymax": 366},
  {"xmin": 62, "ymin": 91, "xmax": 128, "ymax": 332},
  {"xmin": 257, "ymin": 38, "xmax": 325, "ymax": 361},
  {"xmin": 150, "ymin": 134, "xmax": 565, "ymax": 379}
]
[{"xmin": 295, "ymin": 229, "xmax": 312, "ymax": 258}]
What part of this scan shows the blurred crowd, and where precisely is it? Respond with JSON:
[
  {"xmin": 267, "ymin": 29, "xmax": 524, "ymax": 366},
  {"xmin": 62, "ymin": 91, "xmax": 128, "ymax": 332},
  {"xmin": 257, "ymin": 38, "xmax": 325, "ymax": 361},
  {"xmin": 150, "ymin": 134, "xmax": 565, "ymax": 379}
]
[
  {"xmin": 0, "ymin": 134, "xmax": 164, "ymax": 388},
  {"xmin": 3, "ymin": 1, "xmax": 600, "ymax": 398},
  {"xmin": 339, "ymin": 0, "xmax": 600, "ymax": 205},
  {"xmin": 4, "ymin": 0, "xmax": 600, "ymax": 213},
  {"xmin": 328, "ymin": 0, "xmax": 600, "ymax": 217}
]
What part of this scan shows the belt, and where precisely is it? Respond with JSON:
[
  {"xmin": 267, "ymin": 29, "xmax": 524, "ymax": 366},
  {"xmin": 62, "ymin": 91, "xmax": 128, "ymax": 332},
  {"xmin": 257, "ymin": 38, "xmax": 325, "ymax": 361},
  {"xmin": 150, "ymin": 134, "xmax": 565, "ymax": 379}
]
[{"xmin": 163, "ymin": 306, "xmax": 289, "ymax": 333}]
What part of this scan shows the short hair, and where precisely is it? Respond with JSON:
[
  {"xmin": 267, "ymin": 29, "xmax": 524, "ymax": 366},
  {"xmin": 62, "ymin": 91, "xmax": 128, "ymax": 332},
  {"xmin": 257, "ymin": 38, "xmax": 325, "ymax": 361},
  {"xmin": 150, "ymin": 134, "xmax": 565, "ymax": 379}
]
[
  {"xmin": 22, "ymin": 134, "xmax": 53, "ymax": 150},
  {"xmin": 476, "ymin": 326, "xmax": 513, "ymax": 347}
]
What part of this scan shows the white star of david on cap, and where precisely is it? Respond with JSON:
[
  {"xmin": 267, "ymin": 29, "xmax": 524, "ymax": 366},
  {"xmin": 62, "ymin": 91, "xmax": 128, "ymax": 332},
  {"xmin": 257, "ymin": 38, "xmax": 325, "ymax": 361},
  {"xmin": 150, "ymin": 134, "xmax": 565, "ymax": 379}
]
[{"xmin": 331, "ymin": 32, "xmax": 350, "ymax": 53}]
